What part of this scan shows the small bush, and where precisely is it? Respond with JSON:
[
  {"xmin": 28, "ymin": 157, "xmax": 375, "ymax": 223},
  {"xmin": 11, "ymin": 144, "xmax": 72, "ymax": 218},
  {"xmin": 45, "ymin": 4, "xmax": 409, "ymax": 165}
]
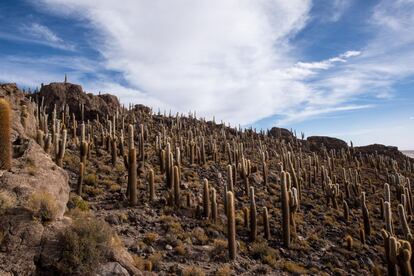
[
  {"xmin": 84, "ymin": 174, "xmax": 97, "ymax": 186},
  {"xmin": 83, "ymin": 185, "xmax": 104, "ymax": 196},
  {"xmin": 28, "ymin": 191, "xmax": 59, "ymax": 222},
  {"xmin": 0, "ymin": 190, "xmax": 16, "ymax": 215},
  {"xmin": 211, "ymin": 239, "xmax": 228, "ymax": 261},
  {"xmin": 174, "ymin": 241, "xmax": 186, "ymax": 256},
  {"xmin": 283, "ymin": 261, "xmax": 308, "ymax": 275},
  {"xmin": 56, "ymin": 217, "xmax": 112, "ymax": 275},
  {"xmin": 216, "ymin": 264, "xmax": 232, "ymax": 276},
  {"xmin": 69, "ymin": 195, "xmax": 89, "ymax": 211},
  {"xmin": 191, "ymin": 227, "xmax": 208, "ymax": 245},
  {"xmin": 133, "ymin": 255, "xmax": 152, "ymax": 271},
  {"xmin": 148, "ymin": 252, "xmax": 162, "ymax": 270},
  {"xmin": 143, "ymin": 232, "xmax": 159, "ymax": 245},
  {"xmin": 183, "ymin": 266, "xmax": 205, "ymax": 276},
  {"xmin": 250, "ymin": 240, "xmax": 278, "ymax": 267}
]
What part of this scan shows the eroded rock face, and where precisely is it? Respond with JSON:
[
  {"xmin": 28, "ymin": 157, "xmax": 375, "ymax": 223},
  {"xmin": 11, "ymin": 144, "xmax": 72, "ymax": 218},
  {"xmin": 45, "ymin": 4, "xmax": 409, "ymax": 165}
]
[
  {"xmin": 268, "ymin": 127, "xmax": 294, "ymax": 140},
  {"xmin": 0, "ymin": 83, "xmax": 37, "ymax": 140},
  {"xmin": 33, "ymin": 82, "xmax": 120, "ymax": 121},
  {"xmin": 0, "ymin": 83, "xmax": 140, "ymax": 275},
  {"xmin": 1, "ymin": 140, "xmax": 69, "ymax": 218},
  {"xmin": 307, "ymin": 136, "xmax": 348, "ymax": 152},
  {"xmin": 0, "ymin": 83, "xmax": 70, "ymax": 275}
]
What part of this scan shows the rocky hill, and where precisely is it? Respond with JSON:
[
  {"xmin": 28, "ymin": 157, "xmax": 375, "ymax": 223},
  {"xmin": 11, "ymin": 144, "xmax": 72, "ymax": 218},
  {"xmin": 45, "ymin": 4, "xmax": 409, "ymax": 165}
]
[{"xmin": 1, "ymin": 81, "xmax": 413, "ymax": 275}]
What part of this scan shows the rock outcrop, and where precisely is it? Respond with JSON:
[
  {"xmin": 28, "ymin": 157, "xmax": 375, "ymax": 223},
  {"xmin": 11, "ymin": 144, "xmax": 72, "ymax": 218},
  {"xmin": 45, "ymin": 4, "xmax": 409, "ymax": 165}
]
[
  {"xmin": 307, "ymin": 136, "xmax": 348, "ymax": 152},
  {"xmin": 268, "ymin": 127, "xmax": 294, "ymax": 140},
  {"xmin": 0, "ymin": 83, "xmax": 139, "ymax": 275},
  {"xmin": 0, "ymin": 83, "xmax": 70, "ymax": 275},
  {"xmin": 33, "ymin": 82, "xmax": 120, "ymax": 121}
]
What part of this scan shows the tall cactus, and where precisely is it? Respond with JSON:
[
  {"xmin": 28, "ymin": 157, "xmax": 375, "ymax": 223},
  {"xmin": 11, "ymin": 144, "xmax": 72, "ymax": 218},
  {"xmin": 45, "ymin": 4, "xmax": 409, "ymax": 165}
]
[
  {"xmin": 173, "ymin": 165, "xmax": 180, "ymax": 207},
  {"xmin": 128, "ymin": 125, "xmax": 137, "ymax": 206},
  {"xmin": 281, "ymin": 171, "xmax": 291, "ymax": 248},
  {"xmin": 203, "ymin": 178, "xmax": 210, "ymax": 219},
  {"xmin": 211, "ymin": 187, "xmax": 217, "ymax": 223},
  {"xmin": 263, "ymin": 206, "xmax": 270, "ymax": 240},
  {"xmin": 77, "ymin": 162, "xmax": 84, "ymax": 195},
  {"xmin": 384, "ymin": 201, "xmax": 394, "ymax": 235},
  {"xmin": 398, "ymin": 204, "xmax": 412, "ymax": 240},
  {"xmin": 361, "ymin": 192, "xmax": 371, "ymax": 236},
  {"xmin": 0, "ymin": 98, "xmax": 12, "ymax": 170},
  {"xmin": 249, "ymin": 186, "xmax": 257, "ymax": 241},
  {"xmin": 227, "ymin": 165, "xmax": 233, "ymax": 192},
  {"xmin": 343, "ymin": 200, "xmax": 349, "ymax": 222},
  {"xmin": 226, "ymin": 191, "xmax": 236, "ymax": 260},
  {"xmin": 148, "ymin": 168, "xmax": 155, "ymax": 201},
  {"xmin": 56, "ymin": 129, "xmax": 67, "ymax": 167}
]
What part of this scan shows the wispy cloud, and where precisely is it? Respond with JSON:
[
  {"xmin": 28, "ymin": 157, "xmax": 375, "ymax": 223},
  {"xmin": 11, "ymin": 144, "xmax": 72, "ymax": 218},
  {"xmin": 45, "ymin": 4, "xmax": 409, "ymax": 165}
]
[
  {"xmin": 19, "ymin": 23, "xmax": 75, "ymax": 50},
  {"xmin": 17, "ymin": 0, "xmax": 414, "ymax": 136}
]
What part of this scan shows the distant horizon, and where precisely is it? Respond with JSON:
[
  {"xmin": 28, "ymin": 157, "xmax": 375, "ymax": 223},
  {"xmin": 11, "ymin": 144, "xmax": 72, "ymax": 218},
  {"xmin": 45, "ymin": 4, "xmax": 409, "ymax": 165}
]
[
  {"xmin": 3, "ymin": 78, "xmax": 413, "ymax": 152},
  {"xmin": 0, "ymin": 0, "xmax": 413, "ymax": 149}
]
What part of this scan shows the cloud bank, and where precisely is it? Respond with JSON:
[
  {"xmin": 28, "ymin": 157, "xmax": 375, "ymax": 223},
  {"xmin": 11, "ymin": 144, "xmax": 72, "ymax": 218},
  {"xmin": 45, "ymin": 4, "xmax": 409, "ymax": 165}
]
[{"xmin": 20, "ymin": 0, "xmax": 414, "ymax": 133}]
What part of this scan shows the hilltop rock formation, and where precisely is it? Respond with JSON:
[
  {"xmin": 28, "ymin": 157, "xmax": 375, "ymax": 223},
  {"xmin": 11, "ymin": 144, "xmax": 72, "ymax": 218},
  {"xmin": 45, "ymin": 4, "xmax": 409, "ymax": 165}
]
[
  {"xmin": 307, "ymin": 136, "xmax": 348, "ymax": 152},
  {"xmin": 33, "ymin": 82, "xmax": 120, "ymax": 121},
  {"xmin": 268, "ymin": 127, "xmax": 294, "ymax": 140}
]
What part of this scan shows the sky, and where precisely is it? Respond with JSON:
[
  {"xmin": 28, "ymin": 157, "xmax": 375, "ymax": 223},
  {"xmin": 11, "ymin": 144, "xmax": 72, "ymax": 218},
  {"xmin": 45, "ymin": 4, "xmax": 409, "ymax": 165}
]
[{"xmin": 0, "ymin": 0, "xmax": 413, "ymax": 150}]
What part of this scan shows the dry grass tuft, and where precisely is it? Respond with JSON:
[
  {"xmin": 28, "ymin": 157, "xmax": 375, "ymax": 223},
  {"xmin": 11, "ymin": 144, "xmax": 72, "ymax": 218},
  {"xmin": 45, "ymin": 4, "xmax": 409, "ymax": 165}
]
[{"xmin": 28, "ymin": 191, "xmax": 59, "ymax": 222}]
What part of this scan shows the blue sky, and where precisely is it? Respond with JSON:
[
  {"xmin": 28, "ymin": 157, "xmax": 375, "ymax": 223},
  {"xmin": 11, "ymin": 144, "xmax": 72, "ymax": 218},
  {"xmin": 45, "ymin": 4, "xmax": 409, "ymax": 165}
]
[{"xmin": 0, "ymin": 0, "xmax": 413, "ymax": 149}]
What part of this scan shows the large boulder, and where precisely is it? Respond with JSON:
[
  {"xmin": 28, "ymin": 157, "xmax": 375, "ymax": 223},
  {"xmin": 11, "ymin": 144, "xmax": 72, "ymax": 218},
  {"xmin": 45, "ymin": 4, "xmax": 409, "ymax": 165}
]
[
  {"xmin": 307, "ymin": 136, "xmax": 348, "ymax": 152},
  {"xmin": 268, "ymin": 127, "xmax": 294, "ymax": 140},
  {"xmin": 33, "ymin": 82, "xmax": 120, "ymax": 121}
]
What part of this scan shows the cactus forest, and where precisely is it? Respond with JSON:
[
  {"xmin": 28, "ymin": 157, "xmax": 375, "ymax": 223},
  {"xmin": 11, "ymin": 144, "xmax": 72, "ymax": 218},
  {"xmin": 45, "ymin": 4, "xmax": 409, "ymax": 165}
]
[{"xmin": 0, "ymin": 81, "xmax": 413, "ymax": 275}]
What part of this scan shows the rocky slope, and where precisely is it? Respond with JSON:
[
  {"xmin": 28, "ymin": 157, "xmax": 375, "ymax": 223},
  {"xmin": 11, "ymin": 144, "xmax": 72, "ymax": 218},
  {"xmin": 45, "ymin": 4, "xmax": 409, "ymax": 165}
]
[
  {"xmin": 1, "ymin": 81, "xmax": 413, "ymax": 275},
  {"xmin": 0, "ymin": 83, "xmax": 142, "ymax": 276}
]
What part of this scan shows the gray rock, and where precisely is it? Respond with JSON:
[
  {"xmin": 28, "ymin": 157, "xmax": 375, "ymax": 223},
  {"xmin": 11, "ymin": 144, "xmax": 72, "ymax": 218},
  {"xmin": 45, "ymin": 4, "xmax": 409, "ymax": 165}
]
[{"xmin": 97, "ymin": 262, "xmax": 130, "ymax": 276}]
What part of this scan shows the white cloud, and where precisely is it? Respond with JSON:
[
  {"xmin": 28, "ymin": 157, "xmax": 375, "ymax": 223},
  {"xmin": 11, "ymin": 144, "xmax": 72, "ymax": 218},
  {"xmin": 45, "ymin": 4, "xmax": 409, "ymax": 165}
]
[
  {"xmin": 20, "ymin": 23, "xmax": 75, "ymax": 50},
  {"xmin": 24, "ymin": 0, "xmax": 414, "ymax": 151}
]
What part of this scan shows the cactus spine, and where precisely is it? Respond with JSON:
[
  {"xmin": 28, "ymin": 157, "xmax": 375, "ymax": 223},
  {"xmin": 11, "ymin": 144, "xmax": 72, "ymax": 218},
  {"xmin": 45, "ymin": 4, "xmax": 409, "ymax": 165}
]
[
  {"xmin": 226, "ymin": 191, "xmax": 236, "ymax": 260},
  {"xmin": 0, "ymin": 99, "xmax": 12, "ymax": 170}
]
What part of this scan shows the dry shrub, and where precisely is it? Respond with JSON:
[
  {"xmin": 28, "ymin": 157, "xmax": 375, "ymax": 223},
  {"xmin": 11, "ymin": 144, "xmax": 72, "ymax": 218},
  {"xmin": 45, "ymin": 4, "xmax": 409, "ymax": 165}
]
[
  {"xmin": 56, "ymin": 217, "xmax": 112, "ymax": 275},
  {"xmin": 216, "ymin": 264, "xmax": 232, "ymax": 276},
  {"xmin": 28, "ymin": 191, "xmax": 59, "ymax": 222},
  {"xmin": 183, "ymin": 266, "xmax": 206, "ymax": 276},
  {"xmin": 143, "ymin": 232, "xmax": 159, "ymax": 245},
  {"xmin": 211, "ymin": 239, "xmax": 228, "ymax": 261},
  {"xmin": 0, "ymin": 190, "xmax": 16, "ymax": 215},
  {"xmin": 191, "ymin": 227, "xmax": 208, "ymax": 245},
  {"xmin": 148, "ymin": 252, "xmax": 162, "ymax": 270},
  {"xmin": 69, "ymin": 194, "xmax": 89, "ymax": 211},
  {"xmin": 250, "ymin": 240, "xmax": 279, "ymax": 267},
  {"xmin": 133, "ymin": 255, "xmax": 153, "ymax": 271},
  {"xmin": 84, "ymin": 174, "xmax": 97, "ymax": 186}
]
